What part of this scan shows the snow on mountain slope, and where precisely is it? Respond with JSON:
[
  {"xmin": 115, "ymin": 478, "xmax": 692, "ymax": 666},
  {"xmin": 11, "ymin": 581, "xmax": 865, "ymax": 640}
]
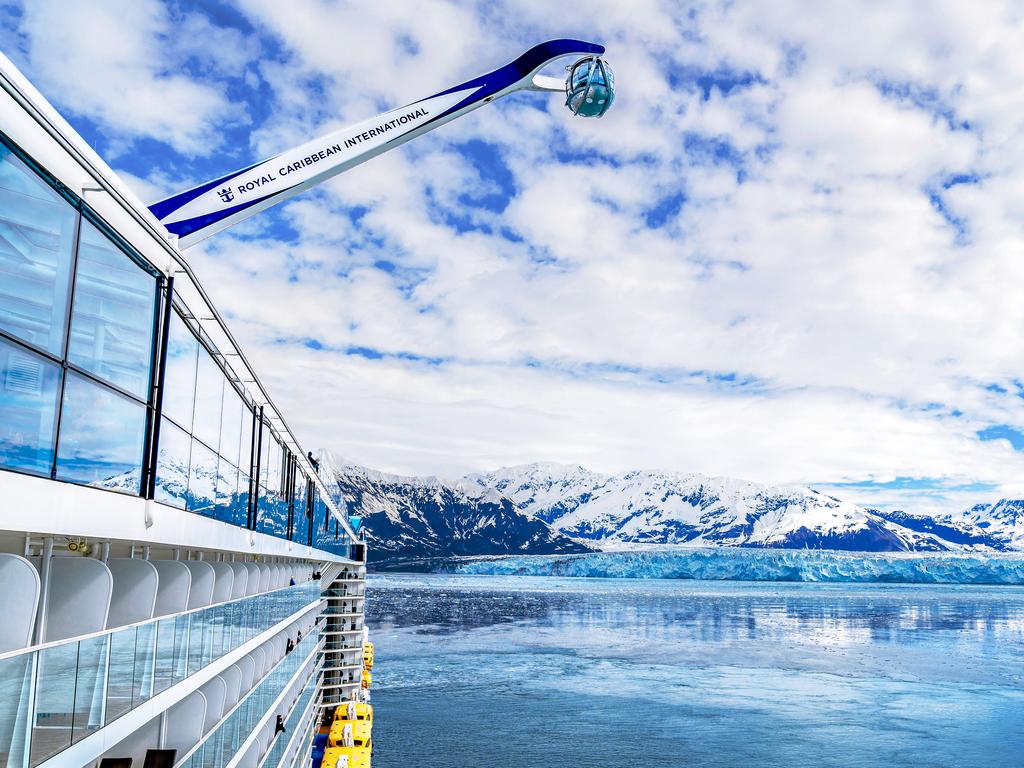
[
  {"xmin": 463, "ymin": 463, "xmax": 1015, "ymax": 552},
  {"xmin": 950, "ymin": 499, "xmax": 1024, "ymax": 549},
  {"xmin": 320, "ymin": 456, "xmax": 591, "ymax": 565},
  {"xmin": 105, "ymin": 452, "xmax": 1020, "ymax": 555}
]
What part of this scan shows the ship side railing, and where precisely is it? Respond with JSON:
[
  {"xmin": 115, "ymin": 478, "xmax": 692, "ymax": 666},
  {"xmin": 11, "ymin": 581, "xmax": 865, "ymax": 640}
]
[{"xmin": 0, "ymin": 581, "xmax": 324, "ymax": 768}]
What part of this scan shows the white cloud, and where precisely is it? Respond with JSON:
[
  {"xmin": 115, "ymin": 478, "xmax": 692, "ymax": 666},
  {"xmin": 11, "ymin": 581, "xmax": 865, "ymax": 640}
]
[
  {"xmin": 15, "ymin": 0, "xmax": 1024, "ymax": 514},
  {"xmin": 11, "ymin": 0, "xmax": 241, "ymax": 155}
]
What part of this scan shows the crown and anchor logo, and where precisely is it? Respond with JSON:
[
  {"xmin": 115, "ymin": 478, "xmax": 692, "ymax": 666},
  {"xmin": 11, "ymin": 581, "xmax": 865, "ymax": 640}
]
[{"xmin": 217, "ymin": 187, "xmax": 235, "ymax": 203}]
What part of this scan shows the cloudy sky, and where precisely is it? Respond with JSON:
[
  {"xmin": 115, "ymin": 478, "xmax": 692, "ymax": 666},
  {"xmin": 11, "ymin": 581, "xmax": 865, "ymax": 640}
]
[{"xmin": 4, "ymin": 0, "xmax": 1024, "ymax": 514}]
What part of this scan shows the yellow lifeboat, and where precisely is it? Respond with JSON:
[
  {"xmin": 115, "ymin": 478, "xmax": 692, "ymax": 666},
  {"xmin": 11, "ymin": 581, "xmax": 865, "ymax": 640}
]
[
  {"xmin": 362, "ymin": 642, "xmax": 374, "ymax": 670},
  {"xmin": 322, "ymin": 746, "xmax": 371, "ymax": 768},
  {"xmin": 333, "ymin": 701, "xmax": 373, "ymax": 723},
  {"xmin": 361, "ymin": 669, "xmax": 372, "ymax": 689},
  {"xmin": 329, "ymin": 719, "xmax": 372, "ymax": 748}
]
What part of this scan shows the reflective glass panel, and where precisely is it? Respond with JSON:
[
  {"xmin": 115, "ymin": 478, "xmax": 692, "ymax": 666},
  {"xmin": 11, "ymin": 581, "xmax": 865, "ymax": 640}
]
[
  {"xmin": 256, "ymin": 483, "xmax": 272, "ymax": 534},
  {"xmin": 161, "ymin": 310, "xmax": 197, "ymax": 431},
  {"xmin": 266, "ymin": 433, "xmax": 281, "ymax": 493},
  {"xmin": 293, "ymin": 476, "xmax": 309, "ymax": 545},
  {"xmin": 72, "ymin": 634, "xmax": 110, "ymax": 743},
  {"xmin": 235, "ymin": 470, "xmax": 251, "ymax": 527},
  {"xmin": 215, "ymin": 458, "xmax": 239, "ymax": 525},
  {"xmin": 219, "ymin": 385, "xmax": 243, "ymax": 469},
  {"xmin": 187, "ymin": 437, "xmax": 218, "ymax": 515},
  {"xmin": 67, "ymin": 220, "xmax": 156, "ymax": 399},
  {"xmin": 105, "ymin": 628, "xmax": 136, "ymax": 722},
  {"xmin": 56, "ymin": 372, "xmax": 146, "ymax": 490},
  {"xmin": 153, "ymin": 615, "xmax": 189, "ymax": 693},
  {"xmin": 0, "ymin": 146, "xmax": 76, "ymax": 355},
  {"xmin": 32, "ymin": 644, "xmax": 78, "ymax": 765},
  {"xmin": 0, "ymin": 653, "xmax": 34, "ymax": 768},
  {"xmin": 258, "ymin": 422, "xmax": 270, "ymax": 488},
  {"xmin": 260, "ymin": 488, "xmax": 285, "ymax": 538},
  {"xmin": 154, "ymin": 418, "xmax": 191, "ymax": 509},
  {"xmin": 0, "ymin": 336, "xmax": 61, "ymax": 475},
  {"xmin": 192, "ymin": 346, "xmax": 223, "ymax": 450},
  {"xmin": 132, "ymin": 622, "xmax": 156, "ymax": 705},
  {"xmin": 239, "ymin": 403, "xmax": 254, "ymax": 474}
]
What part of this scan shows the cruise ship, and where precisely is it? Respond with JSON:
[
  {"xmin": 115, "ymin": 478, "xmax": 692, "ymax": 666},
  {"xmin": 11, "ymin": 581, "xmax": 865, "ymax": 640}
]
[{"xmin": 0, "ymin": 53, "xmax": 368, "ymax": 768}]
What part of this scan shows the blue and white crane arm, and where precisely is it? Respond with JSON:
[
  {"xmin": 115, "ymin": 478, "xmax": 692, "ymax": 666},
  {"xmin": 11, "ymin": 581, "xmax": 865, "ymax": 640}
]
[{"xmin": 149, "ymin": 39, "xmax": 612, "ymax": 248}]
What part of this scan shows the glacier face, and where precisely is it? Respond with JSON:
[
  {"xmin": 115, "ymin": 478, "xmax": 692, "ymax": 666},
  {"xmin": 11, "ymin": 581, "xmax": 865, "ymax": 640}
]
[
  {"xmin": 464, "ymin": 463, "xmax": 1021, "ymax": 552},
  {"xmin": 454, "ymin": 548, "xmax": 1024, "ymax": 584}
]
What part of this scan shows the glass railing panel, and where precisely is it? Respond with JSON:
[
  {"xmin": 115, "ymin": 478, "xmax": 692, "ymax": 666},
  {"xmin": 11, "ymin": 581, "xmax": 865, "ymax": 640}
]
[
  {"xmin": 1, "ymin": 581, "xmax": 323, "ymax": 768},
  {"xmin": 0, "ymin": 652, "xmax": 36, "ymax": 768},
  {"xmin": 231, "ymin": 604, "xmax": 246, "ymax": 654},
  {"xmin": 105, "ymin": 627, "xmax": 137, "ymax": 723},
  {"xmin": 30, "ymin": 643, "xmax": 77, "ymax": 766},
  {"xmin": 181, "ymin": 632, "xmax": 320, "ymax": 768},
  {"xmin": 186, "ymin": 610, "xmax": 208, "ymax": 677},
  {"xmin": 133, "ymin": 622, "xmax": 156, "ymax": 706},
  {"xmin": 71, "ymin": 634, "xmax": 109, "ymax": 745},
  {"xmin": 152, "ymin": 614, "xmax": 188, "ymax": 695},
  {"xmin": 201, "ymin": 605, "xmax": 218, "ymax": 670},
  {"xmin": 261, "ymin": 670, "xmax": 317, "ymax": 768}
]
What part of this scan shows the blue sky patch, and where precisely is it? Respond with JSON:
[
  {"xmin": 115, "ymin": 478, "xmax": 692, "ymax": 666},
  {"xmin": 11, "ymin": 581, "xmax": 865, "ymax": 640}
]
[
  {"xmin": 827, "ymin": 476, "xmax": 998, "ymax": 493},
  {"xmin": 978, "ymin": 425, "xmax": 1024, "ymax": 451}
]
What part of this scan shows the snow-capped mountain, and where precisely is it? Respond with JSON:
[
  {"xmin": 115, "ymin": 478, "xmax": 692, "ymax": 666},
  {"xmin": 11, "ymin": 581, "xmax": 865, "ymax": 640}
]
[
  {"xmin": 463, "ymin": 463, "xmax": 1018, "ymax": 552},
  {"xmin": 108, "ymin": 453, "xmax": 1024, "ymax": 557},
  {"xmin": 951, "ymin": 499, "xmax": 1024, "ymax": 550},
  {"xmin": 320, "ymin": 456, "xmax": 591, "ymax": 565}
]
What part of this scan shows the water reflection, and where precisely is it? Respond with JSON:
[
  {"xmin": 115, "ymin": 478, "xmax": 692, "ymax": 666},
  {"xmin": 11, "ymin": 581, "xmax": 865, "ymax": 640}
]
[
  {"xmin": 368, "ymin": 575, "xmax": 1024, "ymax": 768},
  {"xmin": 368, "ymin": 576, "xmax": 1024, "ymax": 686}
]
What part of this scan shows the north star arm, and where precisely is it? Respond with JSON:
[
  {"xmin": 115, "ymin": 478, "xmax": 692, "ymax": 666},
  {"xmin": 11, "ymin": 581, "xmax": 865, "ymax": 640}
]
[{"xmin": 149, "ymin": 39, "xmax": 604, "ymax": 248}]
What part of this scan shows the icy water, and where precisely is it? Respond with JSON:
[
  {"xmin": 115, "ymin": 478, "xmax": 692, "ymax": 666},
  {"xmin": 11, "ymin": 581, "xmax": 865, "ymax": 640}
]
[{"xmin": 367, "ymin": 574, "xmax": 1024, "ymax": 768}]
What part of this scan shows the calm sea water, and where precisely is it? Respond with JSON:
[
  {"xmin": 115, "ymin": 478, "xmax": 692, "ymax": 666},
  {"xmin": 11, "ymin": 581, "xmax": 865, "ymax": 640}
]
[{"xmin": 365, "ymin": 573, "xmax": 1024, "ymax": 768}]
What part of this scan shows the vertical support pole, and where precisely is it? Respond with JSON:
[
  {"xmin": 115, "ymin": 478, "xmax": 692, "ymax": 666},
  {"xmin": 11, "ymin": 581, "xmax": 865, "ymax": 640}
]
[
  {"xmin": 246, "ymin": 405, "xmax": 258, "ymax": 528},
  {"xmin": 157, "ymin": 710, "xmax": 168, "ymax": 748},
  {"xmin": 146, "ymin": 276, "xmax": 175, "ymax": 500},
  {"xmin": 32, "ymin": 536, "xmax": 53, "ymax": 644},
  {"xmin": 251, "ymin": 406, "xmax": 264, "ymax": 530}
]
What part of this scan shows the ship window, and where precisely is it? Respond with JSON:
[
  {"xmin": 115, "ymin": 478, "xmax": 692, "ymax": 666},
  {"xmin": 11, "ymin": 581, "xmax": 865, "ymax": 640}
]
[
  {"xmin": 152, "ymin": 308, "xmax": 256, "ymax": 520},
  {"xmin": 0, "ymin": 335, "xmax": 61, "ymax": 476},
  {"xmin": 219, "ymin": 385, "xmax": 244, "ymax": 470},
  {"xmin": 67, "ymin": 220, "xmax": 156, "ymax": 399},
  {"xmin": 258, "ymin": 421, "xmax": 271, "ymax": 488},
  {"xmin": 236, "ymin": 470, "xmax": 252, "ymax": 524},
  {"xmin": 266, "ymin": 433, "xmax": 282, "ymax": 493},
  {"xmin": 0, "ymin": 147, "xmax": 77, "ymax": 356},
  {"xmin": 192, "ymin": 346, "xmax": 223, "ymax": 451},
  {"xmin": 187, "ymin": 436, "xmax": 218, "ymax": 515},
  {"xmin": 240, "ymin": 405, "xmax": 254, "ymax": 474},
  {"xmin": 55, "ymin": 371, "xmax": 146, "ymax": 490},
  {"xmin": 161, "ymin": 311, "xmax": 198, "ymax": 431},
  {"xmin": 154, "ymin": 417, "xmax": 191, "ymax": 509},
  {"xmin": 257, "ymin": 481, "xmax": 271, "ymax": 530},
  {"xmin": 215, "ymin": 458, "xmax": 239, "ymax": 524}
]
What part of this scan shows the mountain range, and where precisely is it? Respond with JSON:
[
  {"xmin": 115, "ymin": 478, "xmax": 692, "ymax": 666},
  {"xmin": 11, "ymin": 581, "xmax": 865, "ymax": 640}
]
[
  {"xmin": 325, "ymin": 461, "xmax": 591, "ymax": 566},
  {"xmin": 319, "ymin": 456, "xmax": 1024, "ymax": 566}
]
